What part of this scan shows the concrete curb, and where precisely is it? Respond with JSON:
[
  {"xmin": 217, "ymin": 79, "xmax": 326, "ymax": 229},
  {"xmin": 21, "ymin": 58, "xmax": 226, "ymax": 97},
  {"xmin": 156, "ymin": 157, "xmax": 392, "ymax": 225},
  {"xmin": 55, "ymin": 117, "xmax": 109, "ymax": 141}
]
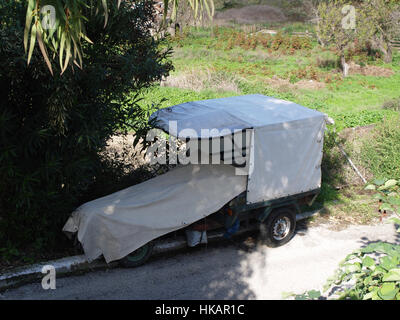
[
  {"xmin": 0, "ymin": 255, "xmax": 117, "ymax": 292},
  {"xmin": 0, "ymin": 210, "xmax": 321, "ymax": 292}
]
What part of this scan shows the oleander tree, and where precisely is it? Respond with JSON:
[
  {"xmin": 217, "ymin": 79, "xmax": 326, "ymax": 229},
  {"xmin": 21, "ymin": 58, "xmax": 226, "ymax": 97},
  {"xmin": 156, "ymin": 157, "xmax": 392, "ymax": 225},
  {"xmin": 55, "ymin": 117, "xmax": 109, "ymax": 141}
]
[
  {"xmin": 24, "ymin": 0, "xmax": 215, "ymax": 74},
  {"xmin": 1, "ymin": 0, "xmax": 176, "ymax": 256}
]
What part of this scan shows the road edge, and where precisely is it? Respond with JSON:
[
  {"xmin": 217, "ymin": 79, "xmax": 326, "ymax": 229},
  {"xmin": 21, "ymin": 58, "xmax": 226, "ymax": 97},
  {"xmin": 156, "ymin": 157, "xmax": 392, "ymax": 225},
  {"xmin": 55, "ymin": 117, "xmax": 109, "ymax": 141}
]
[{"xmin": 0, "ymin": 210, "xmax": 321, "ymax": 292}]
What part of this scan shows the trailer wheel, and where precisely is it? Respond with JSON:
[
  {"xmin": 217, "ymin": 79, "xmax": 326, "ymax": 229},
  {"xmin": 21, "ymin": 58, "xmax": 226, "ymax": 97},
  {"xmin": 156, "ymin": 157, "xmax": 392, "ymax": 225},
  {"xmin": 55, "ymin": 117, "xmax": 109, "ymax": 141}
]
[
  {"xmin": 260, "ymin": 208, "xmax": 296, "ymax": 247},
  {"xmin": 119, "ymin": 242, "xmax": 154, "ymax": 268}
]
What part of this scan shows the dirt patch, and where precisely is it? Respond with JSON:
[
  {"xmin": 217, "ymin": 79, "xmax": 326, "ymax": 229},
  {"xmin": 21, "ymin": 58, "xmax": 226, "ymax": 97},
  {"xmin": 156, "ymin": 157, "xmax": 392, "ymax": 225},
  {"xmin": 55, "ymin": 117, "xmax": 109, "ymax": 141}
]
[
  {"xmin": 296, "ymin": 79, "xmax": 326, "ymax": 90},
  {"xmin": 266, "ymin": 76, "xmax": 326, "ymax": 91},
  {"xmin": 214, "ymin": 5, "xmax": 288, "ymax": 25},
  {"xmin": 161, "ymin": 69, "xmax": 241, "ymax": 93},
  {"xmin": 348, "ymin": 62, "xmax": 395, "ymax": 77}
]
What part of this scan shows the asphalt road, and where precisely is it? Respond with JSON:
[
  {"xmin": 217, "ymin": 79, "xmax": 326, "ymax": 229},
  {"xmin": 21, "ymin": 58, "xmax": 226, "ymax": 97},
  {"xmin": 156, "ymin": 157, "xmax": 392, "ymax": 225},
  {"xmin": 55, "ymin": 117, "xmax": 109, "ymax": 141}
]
[{"xmin": 1, "ymin": 219, "xmax": 399, "ymax": 300}]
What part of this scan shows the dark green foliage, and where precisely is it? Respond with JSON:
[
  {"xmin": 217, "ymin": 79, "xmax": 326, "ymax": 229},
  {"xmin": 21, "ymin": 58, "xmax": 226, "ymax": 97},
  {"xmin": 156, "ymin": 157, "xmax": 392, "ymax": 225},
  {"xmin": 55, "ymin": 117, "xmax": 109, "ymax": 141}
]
[{"xmin": 0, "ymin": 0, "xmax": 173, "ymax": 258}]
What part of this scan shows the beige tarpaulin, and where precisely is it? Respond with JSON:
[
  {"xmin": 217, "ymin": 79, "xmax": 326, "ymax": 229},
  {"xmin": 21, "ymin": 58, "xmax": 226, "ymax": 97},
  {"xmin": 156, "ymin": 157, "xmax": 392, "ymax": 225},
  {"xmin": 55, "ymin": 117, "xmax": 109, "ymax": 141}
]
[{"xmin": 63, "ymin": 164, "xmax": 247, "ymax": 263}]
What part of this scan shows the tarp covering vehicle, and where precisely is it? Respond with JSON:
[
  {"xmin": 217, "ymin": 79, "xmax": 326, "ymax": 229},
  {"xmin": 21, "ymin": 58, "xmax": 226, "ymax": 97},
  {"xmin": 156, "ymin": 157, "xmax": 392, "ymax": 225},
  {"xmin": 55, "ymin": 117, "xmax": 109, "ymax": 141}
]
[{"xmin": 63, "ymin": 94, "xmax": 327, "ymax": 264}]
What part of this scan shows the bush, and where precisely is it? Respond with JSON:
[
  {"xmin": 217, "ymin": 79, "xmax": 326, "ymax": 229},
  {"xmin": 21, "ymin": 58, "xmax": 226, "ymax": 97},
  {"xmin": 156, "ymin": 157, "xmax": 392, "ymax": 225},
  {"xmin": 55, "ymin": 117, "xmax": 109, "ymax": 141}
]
[
  {"xmin": 0, "ymin": 0, "xmax": 173, "ymax": 258},
  {"xmin": 286, "ymin": 179, "xmax": 400, "ymax": 300},
  {"xmin": 360, "ymin": 116, "xmax": 400, "ymax": 180},
  {"xmin": 382, "ymin": 98, "xmax": 400, "ymax": 112}
]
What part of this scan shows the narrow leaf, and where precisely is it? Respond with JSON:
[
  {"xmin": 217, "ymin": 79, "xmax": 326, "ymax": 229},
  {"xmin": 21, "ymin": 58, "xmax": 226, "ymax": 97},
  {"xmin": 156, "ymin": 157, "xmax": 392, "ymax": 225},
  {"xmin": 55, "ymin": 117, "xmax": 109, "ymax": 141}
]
[
  {"xmin": 27, "ymin": 22, "xmax": 37, "ymax": 65},
  {"xmin": 36, "ymin": 27, "xmax": 54, "ymax": 75},
  {"xmin": 59, "ymin": 32, "xmax": 66, "ymax": 71},
  {"xmin": 24, "ymin": 0, "xmax": 35, "ymax": 52},
  {"xmin": 101, "ymin": 0, "xmax": 108, "ymax": 28}
]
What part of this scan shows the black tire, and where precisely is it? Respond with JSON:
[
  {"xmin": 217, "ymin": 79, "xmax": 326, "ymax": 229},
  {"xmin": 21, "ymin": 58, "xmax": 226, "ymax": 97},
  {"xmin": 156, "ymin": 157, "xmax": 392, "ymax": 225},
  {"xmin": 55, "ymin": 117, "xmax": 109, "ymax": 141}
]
[
  {"xmin": 119, "ymin": 242, "xmax": 154, "ymax": 268},
  {"xmin": 259, "ymin": 207, "xmax": 296, "ymax": 247}
]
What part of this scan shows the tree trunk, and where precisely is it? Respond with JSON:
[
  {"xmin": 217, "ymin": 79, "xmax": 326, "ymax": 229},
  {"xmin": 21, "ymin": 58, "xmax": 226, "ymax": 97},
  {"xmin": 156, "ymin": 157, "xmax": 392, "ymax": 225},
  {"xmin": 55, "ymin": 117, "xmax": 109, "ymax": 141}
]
[
  {"xmin": 341, "ymin": 54, "xmax": 349, "ymax": 77},
  {"xmin": 383, "ymin": 45, "xmax": 393, "ymax": 64},
  {"xmin": 374, "ymin": 35, "xmax": 393, "ymax": 64}
]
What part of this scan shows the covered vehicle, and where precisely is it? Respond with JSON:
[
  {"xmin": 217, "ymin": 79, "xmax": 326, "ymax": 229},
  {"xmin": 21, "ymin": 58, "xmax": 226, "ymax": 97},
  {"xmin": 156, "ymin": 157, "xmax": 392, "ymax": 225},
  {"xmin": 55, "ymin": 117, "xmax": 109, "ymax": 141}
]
[{"xmin": 63, "ymin": 94, "xmax": 327, "ymax": 265}]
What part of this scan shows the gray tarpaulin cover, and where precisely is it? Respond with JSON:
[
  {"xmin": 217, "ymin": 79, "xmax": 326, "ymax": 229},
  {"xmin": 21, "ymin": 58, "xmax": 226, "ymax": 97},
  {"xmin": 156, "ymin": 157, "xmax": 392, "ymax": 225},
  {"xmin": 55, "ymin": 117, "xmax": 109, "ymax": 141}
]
[
  {"xmin": 151, "ymin": 94, "xmax": 326, "ymax": 203},
  {"xmin": 63, "ymin": 164, "xmax": 247, "ymax": 262}
]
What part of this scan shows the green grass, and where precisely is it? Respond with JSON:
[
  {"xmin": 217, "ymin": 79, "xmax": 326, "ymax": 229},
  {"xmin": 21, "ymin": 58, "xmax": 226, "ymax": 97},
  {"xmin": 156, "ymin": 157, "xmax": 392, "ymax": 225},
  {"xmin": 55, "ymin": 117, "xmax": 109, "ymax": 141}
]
[
  {"xmin": 138, "ymin": 26, "xmax": 400, "ymax": 131},
  {"xmin": 136, "ymin": 26, "xmax": 400, "ymax": 225},
  {"xmin": 138, "ymin": 86, "xmax": 236, "ymax": 110}
]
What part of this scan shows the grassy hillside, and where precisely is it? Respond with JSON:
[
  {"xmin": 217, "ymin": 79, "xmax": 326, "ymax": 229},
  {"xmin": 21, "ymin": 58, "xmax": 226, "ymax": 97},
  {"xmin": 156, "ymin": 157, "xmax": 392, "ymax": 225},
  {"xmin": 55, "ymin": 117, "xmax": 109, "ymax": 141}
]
[
  {"xmin": 132, "ymin": 24, "xmax": 400, "ymax": 223},
  {"xmin": 136, "ymin": 26, "xmax": 400, "ymax": 131}
]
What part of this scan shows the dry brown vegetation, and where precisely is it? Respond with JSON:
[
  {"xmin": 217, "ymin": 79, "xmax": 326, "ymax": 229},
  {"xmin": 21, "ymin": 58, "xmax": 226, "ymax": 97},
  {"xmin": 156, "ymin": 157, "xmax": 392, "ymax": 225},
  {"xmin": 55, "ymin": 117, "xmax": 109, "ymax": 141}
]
[
  {"xmin": 161, "ymin": 68, "xmax": 241, "ymax": 92},
  {"xmin": 348, "ymin": 62, "xmax": 395, "ymax": 77},
  {"xmin": 214, "ymin": 4, "xmax": 288, "ymax": 25}
]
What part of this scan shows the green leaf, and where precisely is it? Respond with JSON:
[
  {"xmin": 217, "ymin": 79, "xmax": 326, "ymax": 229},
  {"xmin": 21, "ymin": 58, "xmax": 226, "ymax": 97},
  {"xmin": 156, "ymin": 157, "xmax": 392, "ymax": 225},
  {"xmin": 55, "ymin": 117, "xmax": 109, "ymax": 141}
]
[
  {"xmin": 380, "ymin": 203, "xmax": 394, "ymax": 212},
  {"xmin": 382, "ymin": 269, "xmax": 400, "ymax": 282},
  {"xmin": 364, "ymin": 276, "xmax": 373, "ymax": 286},
  {"xmin": 24, "ymin": 0, "xmax": 35, "ymax": 52},
  {"xmin": 281, "ymin": 291, "xmax": 295, "ymax": 299},
  {"xmin": 372, "ymin": 266, "xmax": 387, "ymax": 276},
  {"xmin": 374, "ymin": 179, "xmax": 386, "ymax": 186},
  {"xmin": 307, "ymin": 290, "xmax": 321, "ymax": 299},
  {"xmin": 384, "ymin": 179, "xmax": 398, "ymax": 189},
  {"xmin": 373, "ymin": 193, "xmax": 385, "ymax": 201},
  {"xmin": 61, "ymin": 37, "xmax": 71, "ymax": 74},
  {"xmin": 101, "ymin": 0, "xmax": 109, "ymax": 28},
  {"xmin": 27, "ymin": 22, "xmax": 37, "ymax": 65},
  {"xmin": 344, "ymin": 253, "xmax": 359, "ymax": 261},
  {"xmin": 36, "ymin": 28, "xmax": 53, "ymax": 75},
  {"xmin": 389, "ymin": 217, "xmax": 400, "ymax": 225},
  {"xmin": 344, "ymin": 262, "xmax": 361, "ymax": 273},
  {"xmin": 362, "ymin": 256, "xmax": 375, "ymax": 268},
  {"xmin": 59, "ymin": 32, "xmax": 66, "ymax": 72},
  {"xmin": 380, "ymin": 256, "xmax": 398, "ymax": 271},
  {"xmin": 371, "ymin": 290, "xmax": 382, "ymax": 300},
  {"xmin": 365, "ymin": 184, "xmax": 376, "ymax": 190},
  {"xmin": 378, "ymin": 282, "xmax": 399, "ymax": 300},
  {"xmin": 388, "ymin": 197, "xmax": 400, "ymax": 206},
  {"xmin": 366, "ymin": 286, "xmax": 382, "ymax": 300}
]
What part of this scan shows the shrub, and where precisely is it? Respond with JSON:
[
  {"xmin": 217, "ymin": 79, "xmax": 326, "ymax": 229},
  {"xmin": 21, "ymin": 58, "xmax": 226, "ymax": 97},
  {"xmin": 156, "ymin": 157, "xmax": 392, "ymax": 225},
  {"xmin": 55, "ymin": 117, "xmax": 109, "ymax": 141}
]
[
  {"xmin": 0, "ymin": 0, "xmax": 173, "ymax": 258},
  {"xmin": 316, "ymin": 56, "xmax": 340, "ymax": 70},
  {"xmin": 213, "ymin": 29, "xmax": 312, "ymax": 53},
  {"xmin": 286, "ymin": 179, "xmax": 400, "ymax": 300},
  {"xmin": 360, "ymin": 115, "xmax": 400, "ymax": 180},
  {"xmin": 382, "ymin": 98, "xmax": 400, "ymax": 112}
]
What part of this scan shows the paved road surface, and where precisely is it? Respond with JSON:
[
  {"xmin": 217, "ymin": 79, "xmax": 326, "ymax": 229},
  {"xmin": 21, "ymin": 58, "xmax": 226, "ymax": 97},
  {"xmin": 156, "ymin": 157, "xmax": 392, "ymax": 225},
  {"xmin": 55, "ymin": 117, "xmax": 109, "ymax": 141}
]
[{"xmin": 1, "ymin": 220, "xmax": 399, "ymax": 300}]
